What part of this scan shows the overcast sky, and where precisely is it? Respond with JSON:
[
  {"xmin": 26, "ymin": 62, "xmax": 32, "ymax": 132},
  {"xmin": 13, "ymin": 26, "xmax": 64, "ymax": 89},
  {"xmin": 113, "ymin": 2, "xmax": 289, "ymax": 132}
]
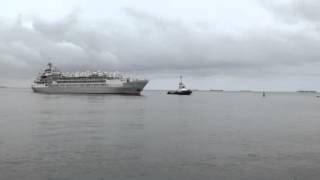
[{"xmin": 1, "ymin": 0, "xmax": 320, "ymax": 90}]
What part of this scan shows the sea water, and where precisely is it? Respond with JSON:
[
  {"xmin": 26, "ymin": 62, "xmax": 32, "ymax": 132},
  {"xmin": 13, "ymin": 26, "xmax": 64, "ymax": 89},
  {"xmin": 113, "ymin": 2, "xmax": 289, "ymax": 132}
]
[{"xmin": 1, "ymin": 88, "xmax": 320, "ymax": 180}]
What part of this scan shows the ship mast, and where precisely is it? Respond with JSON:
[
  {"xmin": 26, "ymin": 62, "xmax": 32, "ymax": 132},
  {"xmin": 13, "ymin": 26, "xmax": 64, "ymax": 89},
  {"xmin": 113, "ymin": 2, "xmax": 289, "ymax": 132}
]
[
  {"xmin": 48, "ymin": 62, "xmax": 52, "ymax": 69},
  {"xmin": 48, "ymin": 62, "xmax": 53, "ymax": 72},
  {"xmin": 179, "ymin": 75, "xmax": 185, "ymax": 89}
]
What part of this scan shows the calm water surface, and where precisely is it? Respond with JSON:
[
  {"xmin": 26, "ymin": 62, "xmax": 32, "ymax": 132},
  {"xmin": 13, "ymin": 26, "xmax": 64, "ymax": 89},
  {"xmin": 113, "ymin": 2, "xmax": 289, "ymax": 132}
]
[{"xmin": 1, "ymin": 88, "xmax": 320, "ymax": 180}]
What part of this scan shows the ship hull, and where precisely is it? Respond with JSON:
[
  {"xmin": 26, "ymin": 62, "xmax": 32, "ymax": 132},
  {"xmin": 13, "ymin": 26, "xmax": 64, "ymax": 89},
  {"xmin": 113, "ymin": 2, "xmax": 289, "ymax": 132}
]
[
  {"xmin": 32, "ymin": 80, "xmax": 148, "ymax": 95},
  {"xmin": 167, "ymin": 90, "xmax": 192, "ymax": 95}
]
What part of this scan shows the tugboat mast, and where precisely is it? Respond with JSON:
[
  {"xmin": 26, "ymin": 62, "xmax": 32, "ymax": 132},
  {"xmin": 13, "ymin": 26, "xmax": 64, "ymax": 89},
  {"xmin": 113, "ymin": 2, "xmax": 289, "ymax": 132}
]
[
  {"xmin": 48, "ymin": 62, "xmax": 52, "ymax": 70},
  {"xmin": 179, "ymin": 75, "xmax": 185, "ymax": 89}
]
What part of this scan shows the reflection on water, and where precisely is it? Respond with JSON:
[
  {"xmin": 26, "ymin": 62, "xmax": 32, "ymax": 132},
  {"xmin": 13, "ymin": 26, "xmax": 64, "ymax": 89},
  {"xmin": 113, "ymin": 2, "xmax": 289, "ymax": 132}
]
[{"xmin": 1, "ymin": 88, "xmax": 320, "ymax": 180}]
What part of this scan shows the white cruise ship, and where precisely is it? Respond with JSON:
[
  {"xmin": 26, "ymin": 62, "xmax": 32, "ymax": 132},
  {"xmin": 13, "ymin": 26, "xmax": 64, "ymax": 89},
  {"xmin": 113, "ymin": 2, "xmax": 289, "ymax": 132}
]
[{"xmin": 31, "ymin": 63, "xmax": 148, "ymax": 95}]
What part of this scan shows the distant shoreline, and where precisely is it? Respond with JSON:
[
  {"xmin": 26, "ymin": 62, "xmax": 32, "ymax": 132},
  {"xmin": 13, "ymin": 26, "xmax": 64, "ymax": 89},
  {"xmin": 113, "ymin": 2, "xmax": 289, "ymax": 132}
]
[
  {"xmin": 144, "ymin": 89, "xmax": 318, "ymax": 93},
  {"xmin": 0, "ymin": 86, "xmax": 30, "ymax": 89},
  {"xmin": 0, "ymin": 87, "xmax": 319, "ymax": 94},
  {"xmin": 296, "ymin": 90, "xmax": 317, "ymax": 93}
]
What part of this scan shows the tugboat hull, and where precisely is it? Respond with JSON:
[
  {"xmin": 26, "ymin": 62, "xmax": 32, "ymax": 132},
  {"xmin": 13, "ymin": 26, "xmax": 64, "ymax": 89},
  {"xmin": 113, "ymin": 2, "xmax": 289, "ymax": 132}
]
[{"xmin": 167, "ymin": 90, "xmax": 192, "ymax": 95}]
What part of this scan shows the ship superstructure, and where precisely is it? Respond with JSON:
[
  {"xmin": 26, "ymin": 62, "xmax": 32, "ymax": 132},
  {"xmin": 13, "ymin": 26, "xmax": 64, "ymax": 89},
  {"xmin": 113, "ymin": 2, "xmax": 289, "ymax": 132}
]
[{"xmin": 31, "ymin": 63, "xmax": 148, "ymax": 95}]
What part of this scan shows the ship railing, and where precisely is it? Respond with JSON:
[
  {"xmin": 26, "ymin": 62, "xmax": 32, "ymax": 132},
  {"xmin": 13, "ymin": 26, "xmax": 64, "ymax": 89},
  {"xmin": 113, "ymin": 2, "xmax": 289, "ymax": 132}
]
[
  {"xmin": 31, "ymin": 83, "xmax": 48, "ymax": 88},
  {"xmin": 60, "ymin": 71, "xmax": 137, "ymax": 80}
]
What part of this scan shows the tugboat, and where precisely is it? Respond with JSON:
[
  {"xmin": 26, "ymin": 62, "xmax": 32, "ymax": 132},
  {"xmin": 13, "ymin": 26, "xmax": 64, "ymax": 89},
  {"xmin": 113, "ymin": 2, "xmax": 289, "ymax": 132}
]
[{"xmin": 167, "ymin": 76, "xmax": 192, "ymax": 95}]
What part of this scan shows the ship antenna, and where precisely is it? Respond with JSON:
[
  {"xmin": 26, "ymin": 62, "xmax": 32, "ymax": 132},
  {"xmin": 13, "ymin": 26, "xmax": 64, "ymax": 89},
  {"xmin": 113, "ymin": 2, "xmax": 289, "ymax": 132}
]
[
  {"xmin": 48, "ymin": 62, "xmax": 52, "ymax": 69},
  {"xmin": 180, "ymin": 75, "xmax": 183, "ymax": 83}
]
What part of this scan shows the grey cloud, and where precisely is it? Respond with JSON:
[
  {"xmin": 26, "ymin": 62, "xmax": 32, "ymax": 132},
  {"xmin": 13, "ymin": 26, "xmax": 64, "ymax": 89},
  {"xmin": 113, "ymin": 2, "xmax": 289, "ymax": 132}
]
[
  {"xmin": 0, "ymin": 7, "xmax": 320, "ymax": 83},
  {"xmin": 263, "ymin": 0, "xmax": 320, "ymax": 23}
]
